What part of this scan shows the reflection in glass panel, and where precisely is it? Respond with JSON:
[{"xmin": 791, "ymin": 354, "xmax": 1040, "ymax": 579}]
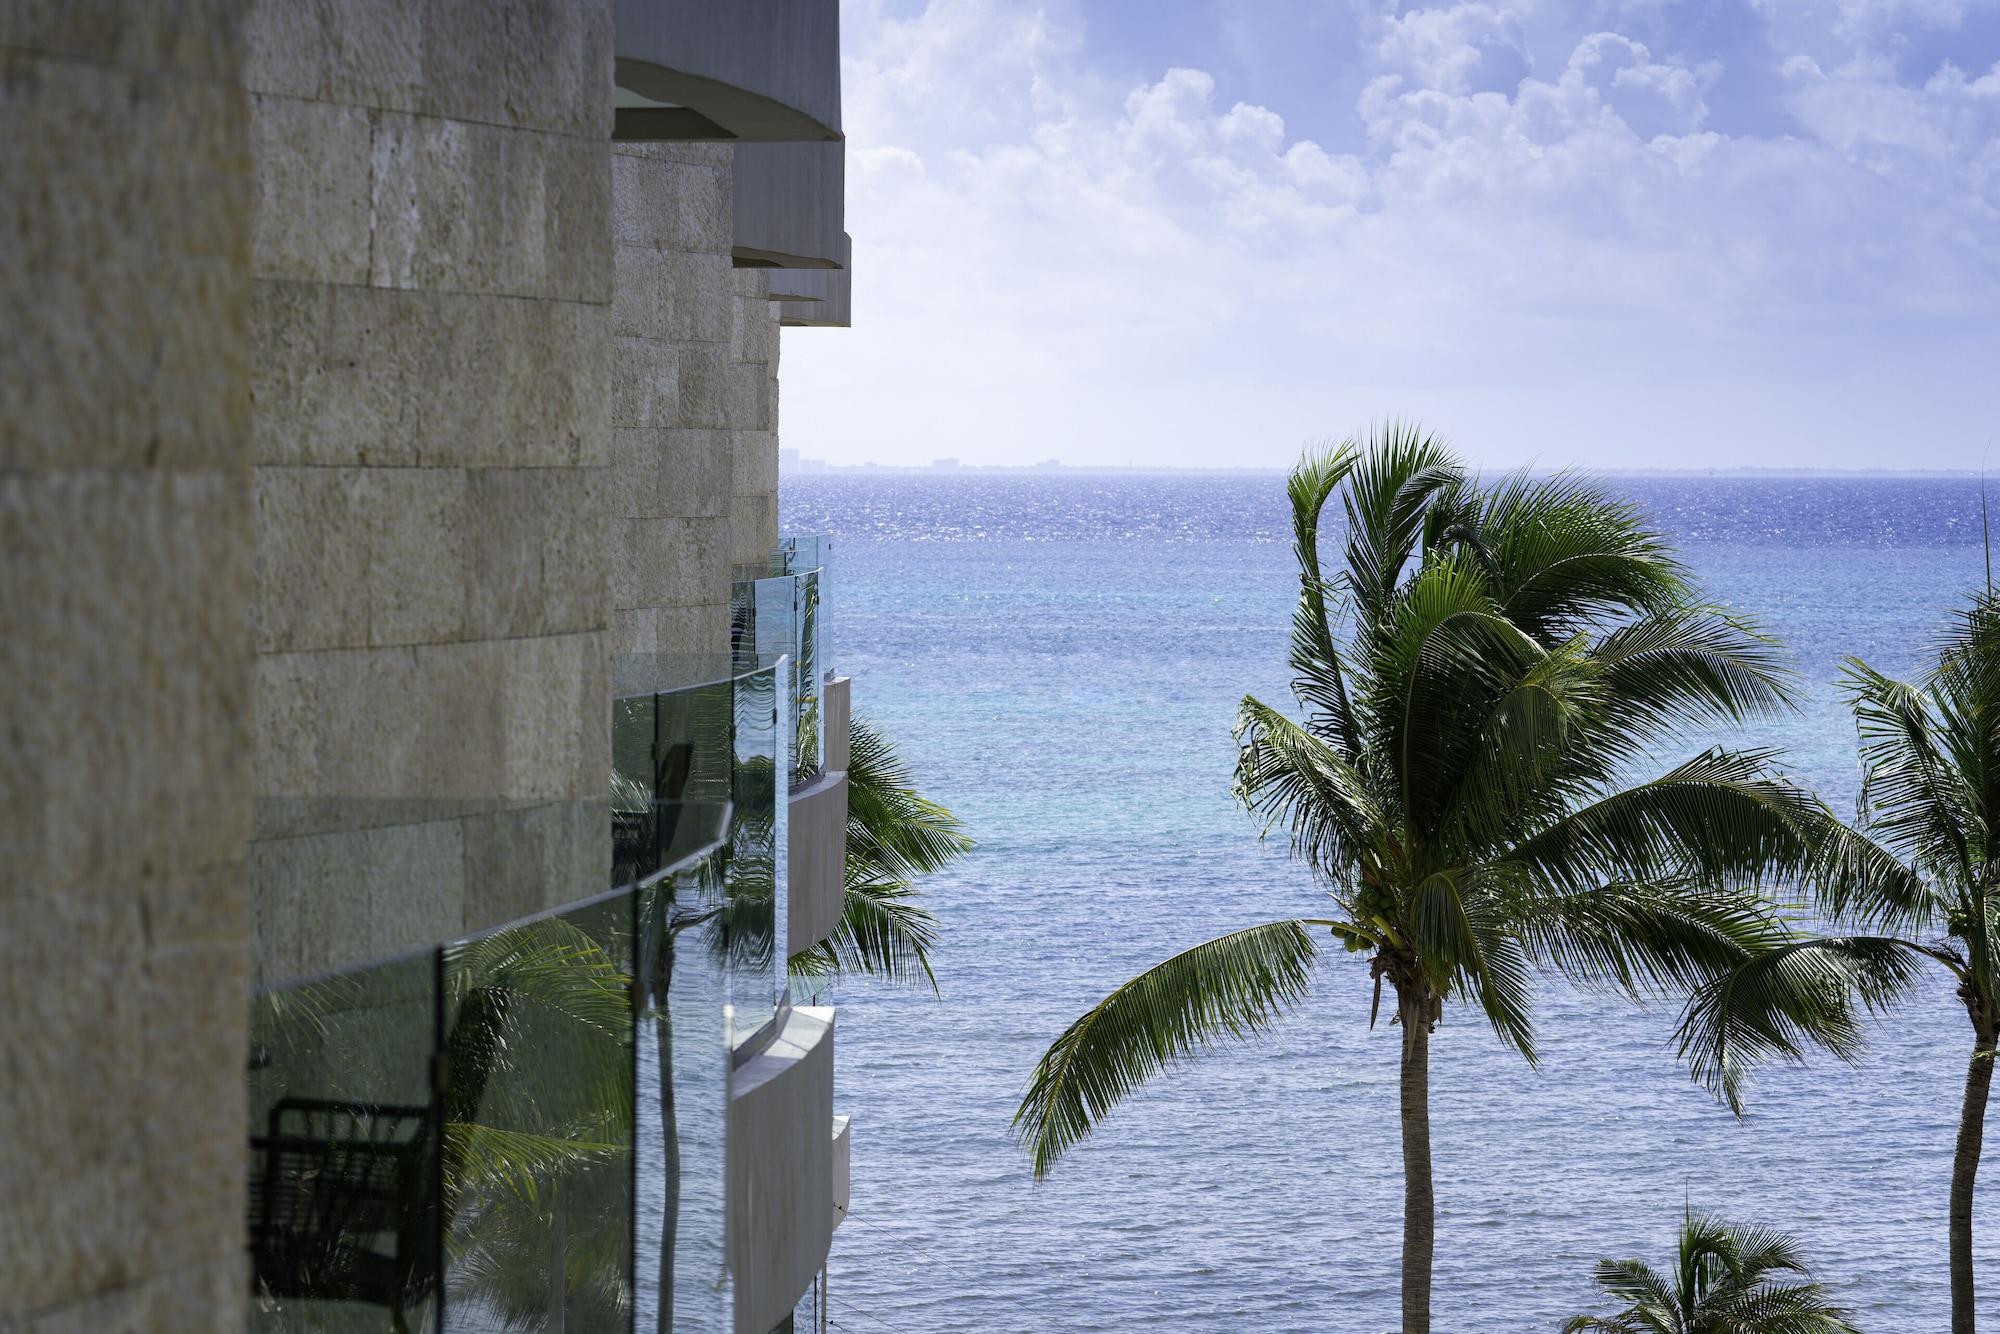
[
  {"xmin": 441, "ymin": 892, "xmax": 636, "ymax": 1332},
  {"xmin": 727, "ymin": 658, "xmax": 787, "ymax": 1043},
  {"xmin": 612, "ymin": 665, "xmax": 736, "ymax": 890},
  {"xmin": 634, "ymin": 857, "xmax": 733, "ymax": 1332},
  {"xmin": 248, "ymin": 949, "xmax": 441, "ymax": 1332}
]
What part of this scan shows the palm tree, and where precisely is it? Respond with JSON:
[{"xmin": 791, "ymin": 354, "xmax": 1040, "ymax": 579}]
[
  {"xmin": 1677, "ymin": 593, "xmax": 2000, "ymax": 1333},
  {"xmin": 1013, "ymin": 427, "xmax": 1871, "ymax": 1334},
  {"xmin": 1562, "ymin": 1209, "xmax": 1860, "ymax": 1334}
]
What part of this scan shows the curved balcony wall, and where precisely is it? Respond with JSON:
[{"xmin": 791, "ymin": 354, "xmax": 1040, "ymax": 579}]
[
  {"xmin": 732, "ymin": 143, "xmax": 845, "ymax": 269},
  {"xmin": 787, "ymin": 770, "xmax": 848, "ymax": 957},
  {"xmin": 830, "ymin": 1115, "xmax": 851, "ymax": 1232},
  {"xmin": 615, "ymin": 0, "xmax": 842, "ymax": 143},
  {"xmin": 727, "ymin": 1005, "xmax": 835, "ymax": 1334}
]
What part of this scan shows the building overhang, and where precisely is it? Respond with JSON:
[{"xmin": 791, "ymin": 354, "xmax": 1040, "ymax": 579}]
[
  {"xmin": 732, "ymin": 142, "xmax": 846, "ymax": 269},
  {"xmin": 771, "ymin": 234, "xmax": 852, "ymax": 328},
  {"xmin": 614, "ymin": 0, "xmax": 842, "ymax": 143}
]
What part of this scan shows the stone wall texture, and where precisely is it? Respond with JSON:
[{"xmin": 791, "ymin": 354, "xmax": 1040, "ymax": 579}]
[
  {"xmin": 1, "ymin": 5, "xmax": 255, "ymax": 1326},
  {"xmin": 243, "ymin": 0, "xmax": 619, "ymax": 983},
  {"xmin": 610, "ymin": 142, "xmax": 783, "ymax": 657}
]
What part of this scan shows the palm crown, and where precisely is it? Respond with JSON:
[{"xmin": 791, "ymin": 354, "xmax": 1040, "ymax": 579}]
[
  {"xmin": 1014, "ymin": 426, "xmax": 1873, "ymax": 1333},
  {"xmin": 1677, "ymin": 593, "xmax": 2000, "ymax": 1331},
  {"xmin": 1563, "ymin": 1211, "xmax": 1860, "ymax": 1334}
]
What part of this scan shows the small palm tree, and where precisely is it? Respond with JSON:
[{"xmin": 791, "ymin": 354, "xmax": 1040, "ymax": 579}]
[
  {"xmin": 1678, "ymin": 593, "xmax": 2000, "ymax": 1333},
  {"xmin": 1013, "ymin": 427, "xmax": 1873, "ymax": 1334},
  {"xmin": 1563, "ymin": 1210, "xmax": 1860, "ymax": 1334}
]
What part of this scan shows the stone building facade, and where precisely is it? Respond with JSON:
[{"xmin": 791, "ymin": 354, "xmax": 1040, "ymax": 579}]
[{"xmin": 3, "ymin": 3, "xmax": 847, "ymax": 1330}]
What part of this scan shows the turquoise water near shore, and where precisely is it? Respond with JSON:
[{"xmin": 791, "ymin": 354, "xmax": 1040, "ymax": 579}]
[{"xmin": 783, "ymin": 473, "xmax": 1992, "ymax": 1332}]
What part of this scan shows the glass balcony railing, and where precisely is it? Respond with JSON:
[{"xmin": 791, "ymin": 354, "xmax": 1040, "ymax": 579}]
[
  {"xmin": 731, "ymin": 536, "xmax": 831, "ymax": 788},
  {"xmin": 248, "ymin": 658, "xmax": 797, "ymax": 1332},
  {"xmin": 612, "ymin": 653, "xmax": 790, "ymax": 1046}
]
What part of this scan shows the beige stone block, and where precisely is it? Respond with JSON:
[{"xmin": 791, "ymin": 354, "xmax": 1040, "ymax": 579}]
[
  {"xmin": 254, "ymin": 642, "xmax": 504, "ymax": 804},
  {"xmin": 612, "ymin": 140, "xmax": 731, "ymax": 168},
  {"xmin": 735, "ymin": 288, "xmax": 781, "ymax": 366},
  {"xmin": 15, "ymin": 1257, "xmax": 242, "ymax": 1333},
  {"xmin": 676, "ymin": 342, "xmax": 731, "ymax": 429},
  {"xmin": 613, "ymin": 335, "xmax": 678, "ymax": 429},
  {"xmin": 465, "ymin": 466, "xmax": 611, "ymax": 639},
  {"xmin": 248, "ymin": 93, "xmax": 370, "ymax": 283},
  {"xmin": 363, "ymin": 467, "xmax": 471, "ymax": 646},
  {"xmin": 250, "ymin": 279, "xmax": 414, "ymax": 466},
  {"xmin": 611, "ymin": 244, "xmax": 667, "ymax": 338},
  {"xmin": 1, "ymin": 50, "xmax": 250, "ymax": 472},
  {"xmin": 363, "ymin": 816, "xmax": 470, "ymax": 955},
  {"xmin": 249, "ymin": 814, "xmax": 467, "ymax": 978},
  {"xmin": 255, "ymin": 283, "xmax": 611, "ymax": 468},
  {"xmin": 732, "ymin": 492, "xmax": 778, "ymax": 566},
  {"xmin": 370, "ymin": 111, "xmax": 609, "ymax": 303},
  {"xmin": 612, "ymin": 517, "xmax": 661, "ymax": 609},
  {"xmin": 614, "ymin": 428, "xmax": 662, "ymax": 518},
  {"xmin": 661, "ymin": 429, "xmax": 733, "ymax": 519},
  {"xmin": 656, "ymin": 602, "xmax": 729, "ymax": 656},
  {"xmin": 2, "ymin": 0, "xmax": 246, "ymax": 81},
  {"xmin": 0, "ymin": 472, "xmax": 253, "ymax": 895},
  {"xmin": 498, "ymin": 631, "xmax": 607, "ymax": 801},
  {"xmin": 461, "ymin": 799, "xmax": 606, "ymax": 930},
  {"xmin": 612, "ymin": 605, "xmax": 659, "ymax": 655},
  {"xmin": 244, "ymin": 0, "xmax": 423, "ymax": 108},
  {"xmin": 252, "ymin": 465, "xmax": 371, "ymax": 652},
  {"xmin": 730, "ymin": 361, "xmax": 776, "ymax": 431},
  {"xmin": 410, "ymin": 293, "xmax": 612, "ymax": 467},
  {"xmin": 662, "ymin": 250, "xmax": 735, "ymax": 343},
  {"xmin": 0, "ymin": 881, "xmax": 144, "ymax": 1316},
  {"xmin": 733, "ymin": 430, "xmax": 779, "ymax": 500},
  {"xmin": 138, "ymin": 930, "xmax": 250, "ymax": 1277},
  {"xmin": 611, "ymin": 151, "xmax": 730, "ymax": 252},
  {"xmin": 489, "ymin": 0, "xmax": 614, "ymax": 141}
]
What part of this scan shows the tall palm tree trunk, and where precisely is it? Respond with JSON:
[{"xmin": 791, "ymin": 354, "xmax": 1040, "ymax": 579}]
[
  {"xmin": 1398, "ymin": 983, "xmax": 1435, "ymax": 1334},
  {"xmin": 1951, "ymin": 999, "xmax": 1996, "ymax": 1334}
]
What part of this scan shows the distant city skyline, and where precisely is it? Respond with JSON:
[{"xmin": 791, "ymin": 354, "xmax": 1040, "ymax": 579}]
[{"xmin": 786, "ymin": 0, "xmax": 2000, "ymax": 472}]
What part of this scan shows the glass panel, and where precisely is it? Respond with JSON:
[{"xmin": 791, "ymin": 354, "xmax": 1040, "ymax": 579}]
[
  {"xmin": 612, "ymin": 658, "xmax": 737, "ymax": 890},
  {"xmin": 795, "ymin": 567, "xmax": 823, "ymax": 783},
  {"xmin": 248, "ymin": 948, "xmax": 442, "ymax": 1332},
  {"xmin": 633, "ymin": 853, "xmax": 733, "ymax": 1331},
  {"xmin": 729, "ymin": 656, "xmax": 789, "ymax": 1045},
  {"xmin": 441, "ymin": 891, "xmax": 637, "ymax": 1333}
]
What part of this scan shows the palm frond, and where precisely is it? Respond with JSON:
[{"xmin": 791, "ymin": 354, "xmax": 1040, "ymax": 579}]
[
  {"xmin": 1287, "ymin": 443, "xmax": 1364, "ymax": 758},
  {"xmin": 1013, "ymin": 921, "xmax": 1319, "ymax": 1178},
  {"xmin": 791, "ymin": 874, "xmax": 942, "ymax": 993},
  {"xmin": 1675, "ymin": 936, "xmax": 1929, "ymax": 1114}
]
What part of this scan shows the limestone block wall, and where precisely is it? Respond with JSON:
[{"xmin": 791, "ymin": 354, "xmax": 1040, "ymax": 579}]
[
  {"xmin": 610, "ymin": 142, "xmax": 783, "ymax": 656},
  {"xmin": 1, "ymin": 8, "xmax": 254, "ymax": 1326},
  {"xmin": 242, "ymin": 0, "xmax": 617, "ymax": 984}
]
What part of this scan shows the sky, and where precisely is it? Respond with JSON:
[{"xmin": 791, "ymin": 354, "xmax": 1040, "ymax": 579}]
[{"xmin": 782, "ymin": 0, "xmax": 2000, "ymax": 471}]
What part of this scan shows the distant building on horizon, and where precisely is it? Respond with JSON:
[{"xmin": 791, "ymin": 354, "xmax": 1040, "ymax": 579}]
[{"xmin": 933, "ymin": 457, "xmax": 961, "ymax": 471}]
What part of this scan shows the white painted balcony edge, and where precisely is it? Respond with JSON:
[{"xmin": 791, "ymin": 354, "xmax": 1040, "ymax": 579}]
[{"xmin": 728, "ymin": 1004, "xmax": 836, "ymax": 1334}]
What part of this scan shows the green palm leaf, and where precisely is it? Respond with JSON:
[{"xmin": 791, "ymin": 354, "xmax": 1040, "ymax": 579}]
[{"xmin": 1014, "ymin": 921, "xmax": 1320, "ymax": 1179}]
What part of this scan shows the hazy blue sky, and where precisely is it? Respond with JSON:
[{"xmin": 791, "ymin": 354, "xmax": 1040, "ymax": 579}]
[{"xmin": 784, "ymin": 1, "xmax": 2000, "ymax": 470}]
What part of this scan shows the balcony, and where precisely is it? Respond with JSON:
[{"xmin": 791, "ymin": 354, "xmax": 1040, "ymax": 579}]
[
  {"xmin": 727, "ymin": 1005, "xmax": 836, "ymax": 1334},
  {"xmin": 614, "ymin": 0, "xmax": 842, "ymax": 143},
  {"xmin": 246, "ymin": 656, "xmax": 800, "ymax": 1330}
]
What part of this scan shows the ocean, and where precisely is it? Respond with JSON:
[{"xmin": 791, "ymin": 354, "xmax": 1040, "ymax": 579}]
[{"xmin": 781, "ymin": 472, "xmax": 1992, "ymax": 1332}]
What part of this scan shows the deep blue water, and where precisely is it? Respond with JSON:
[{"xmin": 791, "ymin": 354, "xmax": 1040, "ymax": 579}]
[{"xmin": 781, "ymin": 473, "xmax": 1991, "ymax": 1333}]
